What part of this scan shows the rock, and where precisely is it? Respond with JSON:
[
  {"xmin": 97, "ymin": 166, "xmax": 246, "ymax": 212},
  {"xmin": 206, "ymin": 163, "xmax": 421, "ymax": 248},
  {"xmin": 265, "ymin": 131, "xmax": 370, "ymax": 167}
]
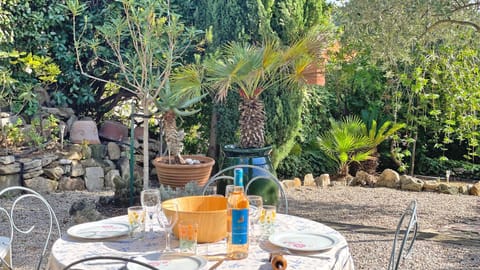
[
  {"xmin": 458, "ymin": 185, "xmax": 469, "ymax": 195},
  {"xmin": 41, "ymin": 154, "xmax": 58, "ymax": 167},
  {"xmin": 315, "ymin": 174, "xmax": 330, "ymax": 187},
  {"xmin": 117, "ymin": 157, "xmax": 130, "ymax": 179},
  {"xmin": 303, "ymin": 173, "xmax": 315, "ymax": 186},
  {"xmin": 0, "ymin": 155, "xmax": 15, "ymax": 165},
  {"xmin": 23, "ymin": 168, "xmax": 44, "ymax": 179},
  {"xmin": 66, "ymin": 149, "xmax": 83, "ymax": 161},
  {"xmin": 84, "ymin": 167, "xmax": 105, "ymax": 191},
  {"xmin": 331, "ymin": 180, "xmax": 347, "ymax": 186},
  {"xmin": 107, "ymin": 142, "xmax": 121, "ymax": 160},
  {"xmin": 42, "ymin": 106, "xmax": 75, "ymax": 119},
  {"xmin": 43, "ymin": 167, "xmax": 64, "ymax": 181},
  {"xmin": 469, "ymin": 182, "xmax": 480, "ymax": 196},
  {"xmin": 293, "ymin": 177, "xmax": 302, "ymax": 188},
  {"xmin": 23, "ymin": 176, "xmax": 58, "ymax": 193},
  {"xmin": 58, "ymin": 176, "xmax": 85, "ymax": 191},
  {"xmin": 400, "ymin": 175, "xmax": 424, "ymax": 192},
  {"xmin": 352, "ymin": 171, "xmax": 377, "ymax": 187},
  {"xmin": 59, "ymin": 159, "xmax": 72, "ymax": 165},
  {"xmin": 101, "ymin": 159, "xmax": 116, "ymax": 174},
  {"xmin": 90, "ymin": 144, "xmax": 106, "ymax": 160},
  {"xmin": 377, "ymin": 169, "xmax": 400, "ymax": 188},
  {"xmin": 281, "ymin": 180, "xmax": 297, "ymax": 189},
  {"xmin": 438, "ymin": 183, "xmax": 459, "ymax": 195},
  {"xmin": 0, "ymin": 162, "xmax": 21, "ymax": 174},
  {"xmin": 423, "ymin": 180, "xmax": 440, "ymax": 191},
  {"xmin": 81, "ymin": 158, "xmax": 101, "ymax": 168},
  {"xmin": 70, "ymin": 160, "xmax": 85, "ymax": 177},
  {"xmin": 69, "ymin": 198, "xmax": 104, "ymax": 224},
  {"xmin": 17, "ymin": 158, "xmax": 42, "ymax": 171},
  {"xmin": 105, "ymin": 169, "xmax": 120, "ymax": 190},
  {"xmin": 0, "ymin": 115, "xmax": 20, "ymax": 128},
  {"xmin": 0, "ymin": 174, "xmax": 21, "ymax": 189}
]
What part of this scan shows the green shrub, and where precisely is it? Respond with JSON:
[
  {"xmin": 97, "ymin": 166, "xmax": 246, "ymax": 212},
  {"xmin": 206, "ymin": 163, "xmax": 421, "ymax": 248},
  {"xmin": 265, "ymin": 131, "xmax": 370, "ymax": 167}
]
[{"xmin": 415, "ymin": 156, "xmax": 480, "ymax": 181}]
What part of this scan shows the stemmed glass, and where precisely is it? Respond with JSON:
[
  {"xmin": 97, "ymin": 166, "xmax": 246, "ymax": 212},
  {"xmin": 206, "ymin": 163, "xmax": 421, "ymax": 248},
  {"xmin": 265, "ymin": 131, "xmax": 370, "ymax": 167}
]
[
  {"xmin": 247, "ymin": 195, "xmax": 263, "ymax": 243},
  {"xmin": 157, "ymin": 202, "xmax": 178, "ymax": 252},
  {"xmin": 140, "ymin": 189, "xmax": 161, "ymax": 233}
]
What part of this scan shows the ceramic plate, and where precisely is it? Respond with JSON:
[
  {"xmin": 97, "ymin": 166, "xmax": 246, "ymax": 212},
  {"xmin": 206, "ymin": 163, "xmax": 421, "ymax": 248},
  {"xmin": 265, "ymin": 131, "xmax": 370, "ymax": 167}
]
[
  {"xmin": 269, "ymin": 232, "xmax": 339, "ymax": 252},
  {"xmin": 67, "ymin": 222, "xmax": 130, "ymax": 240},
  {"xmin": 127, "ymin": 253, "xmax": 207, "ymax": 270}
]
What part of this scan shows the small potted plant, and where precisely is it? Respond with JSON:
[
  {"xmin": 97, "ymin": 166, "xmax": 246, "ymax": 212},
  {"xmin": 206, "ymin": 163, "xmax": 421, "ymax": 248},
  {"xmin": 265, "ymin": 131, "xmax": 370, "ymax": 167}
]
[{"xmin": 151, "ymin": 65, "xmax": 215, "ymax": 188}]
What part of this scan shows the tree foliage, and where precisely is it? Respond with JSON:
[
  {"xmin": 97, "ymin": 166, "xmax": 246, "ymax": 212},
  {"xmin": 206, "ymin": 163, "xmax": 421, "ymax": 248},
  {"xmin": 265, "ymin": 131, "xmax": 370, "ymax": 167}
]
[{"xmin": 337, "ymin": 0, "xmax": 480, "ymax": 169}]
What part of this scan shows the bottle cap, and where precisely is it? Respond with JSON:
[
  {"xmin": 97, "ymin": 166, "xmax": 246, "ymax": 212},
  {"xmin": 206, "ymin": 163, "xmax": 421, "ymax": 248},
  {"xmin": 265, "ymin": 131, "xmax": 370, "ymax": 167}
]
[{"xmin": 234, "ymin": 168, "xmax": 243, "ymax": 186}]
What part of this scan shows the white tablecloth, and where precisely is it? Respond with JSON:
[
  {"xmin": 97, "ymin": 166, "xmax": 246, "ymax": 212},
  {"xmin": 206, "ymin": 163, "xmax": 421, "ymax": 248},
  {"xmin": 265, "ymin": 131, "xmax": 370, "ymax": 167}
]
[{"xmin": 48, "ymin": 214, "xmax": 354, "ymax": 270}]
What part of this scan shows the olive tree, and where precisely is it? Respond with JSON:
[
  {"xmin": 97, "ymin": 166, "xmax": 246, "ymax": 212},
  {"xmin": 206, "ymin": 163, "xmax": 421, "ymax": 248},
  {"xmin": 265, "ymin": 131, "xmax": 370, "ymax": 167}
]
[{"xmin": 66, "ymin": 0, "xmax": 204, "ymax": 188}]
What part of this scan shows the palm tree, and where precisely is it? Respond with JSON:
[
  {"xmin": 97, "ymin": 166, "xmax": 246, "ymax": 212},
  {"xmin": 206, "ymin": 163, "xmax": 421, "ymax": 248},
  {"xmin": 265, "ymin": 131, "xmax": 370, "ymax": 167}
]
[
  {"xmin": 155, "ymin": 65, "xmax": 206, "ymax": 164},
  {"xmin": 360, "ymin": 119, "xmax": 406, "ymax": 174},
  {"xmin": 317, "ymin": 116, "xmax": 374, "ymax": 177},
  {"xmin": 205, "ymin": 36, "xmax": 326, "ymax": 148}
]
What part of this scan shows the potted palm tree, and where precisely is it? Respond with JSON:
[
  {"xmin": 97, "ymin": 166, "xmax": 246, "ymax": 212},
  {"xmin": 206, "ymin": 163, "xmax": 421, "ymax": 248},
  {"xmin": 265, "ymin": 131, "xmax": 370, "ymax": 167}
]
[
  {"xmin": 151, "ymin": 66, "xmax": 215, "ymax": 188},
  {"xmin": 205, "ymin": 35, "xmax": 327, "ymax": 202},
  {"xmin": 67, "ymin": 0, "xmax": 210, "ymax": 189}
]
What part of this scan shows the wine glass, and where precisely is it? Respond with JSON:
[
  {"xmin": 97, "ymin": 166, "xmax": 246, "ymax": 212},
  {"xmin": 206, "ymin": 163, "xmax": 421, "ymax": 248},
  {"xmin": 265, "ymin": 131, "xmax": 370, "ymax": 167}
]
[
  {"xmin": 247, "ymin": 195, "xmax": 263, "ymax": 244},
  {"xmin": 140, "ymin": 189, "xmax": 161, "ymax": 233},
  {"xmin": 157, "ymin": 202, "xmax": 178, "ymax": 252}
]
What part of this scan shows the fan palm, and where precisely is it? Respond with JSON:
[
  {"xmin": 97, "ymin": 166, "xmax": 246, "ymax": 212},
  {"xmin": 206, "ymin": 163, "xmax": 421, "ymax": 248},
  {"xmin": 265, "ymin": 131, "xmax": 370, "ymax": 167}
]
[
  {"xmin": 206, "ymin": 36, "xmax": 323, "ymax": 148},
  {"xmin": 317, "ymin": 116, "xmax": 375, "ymax": 176},
  {"xmin": 360, "ymin": 119, "xmax": 406, "ymax": 173}
]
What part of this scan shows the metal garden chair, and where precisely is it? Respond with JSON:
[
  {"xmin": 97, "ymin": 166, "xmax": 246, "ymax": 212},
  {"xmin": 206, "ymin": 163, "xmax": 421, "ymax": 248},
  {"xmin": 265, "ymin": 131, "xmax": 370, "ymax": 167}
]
[
  {"xmin": 62, "ymin": 256, "xmax": 158, "ymax": 270},
  {"xmin": 388, "ymin": 200, "xmax": 418, "ymax": 270},
  {"xmin": 0, "ymin": 186, "xmax": 61, "ymax": 270},
  {"xmin": 201, "ymin": 164, "xmax": 288, "ymax": 214}
]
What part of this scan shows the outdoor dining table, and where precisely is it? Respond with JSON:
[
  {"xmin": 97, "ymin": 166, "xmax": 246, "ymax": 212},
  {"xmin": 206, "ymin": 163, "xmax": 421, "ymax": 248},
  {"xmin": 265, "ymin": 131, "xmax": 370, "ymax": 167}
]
[{"xmin": 47, "ymin": 213, "xmax": 354, "ymax": 270}]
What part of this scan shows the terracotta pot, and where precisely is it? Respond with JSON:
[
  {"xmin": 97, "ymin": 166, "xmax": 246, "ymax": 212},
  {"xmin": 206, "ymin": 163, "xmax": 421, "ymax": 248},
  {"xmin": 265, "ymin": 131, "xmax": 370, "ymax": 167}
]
[
  {"xmin": 70, "ymin": 120, "xmax": 101, "ymax": 144},
  {"xmin": 99, "ymin": 120, "xmax": 128, "ymax": 141},
  {"xmin": 152, "ymin": 155, "xmax": 215, "ymax": 188}
]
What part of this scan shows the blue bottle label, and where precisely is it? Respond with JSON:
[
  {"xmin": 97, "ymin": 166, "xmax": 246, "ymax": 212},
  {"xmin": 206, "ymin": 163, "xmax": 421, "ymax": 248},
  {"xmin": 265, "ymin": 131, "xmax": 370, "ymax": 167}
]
[{"xmin": 231, "ymin": 209, "xmax": 248, "ymax": 244}]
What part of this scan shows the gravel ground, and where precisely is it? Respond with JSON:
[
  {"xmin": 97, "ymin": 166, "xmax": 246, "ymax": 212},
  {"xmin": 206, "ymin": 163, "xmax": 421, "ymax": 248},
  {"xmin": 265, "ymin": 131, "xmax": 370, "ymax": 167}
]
[{"xmin": 1, "ymin": 186, "xmax": 479, "ymax": 269}]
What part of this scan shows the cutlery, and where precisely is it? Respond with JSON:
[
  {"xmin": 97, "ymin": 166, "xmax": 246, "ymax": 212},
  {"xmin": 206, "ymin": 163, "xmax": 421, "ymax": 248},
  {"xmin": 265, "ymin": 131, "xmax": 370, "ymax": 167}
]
[
  {"xmin": 270, "ymin": 248, "xmax": 330, "ymax": 260},
  {"xmin": 208, "ymin": 258, "xmax": 225, "ymax": 270}
]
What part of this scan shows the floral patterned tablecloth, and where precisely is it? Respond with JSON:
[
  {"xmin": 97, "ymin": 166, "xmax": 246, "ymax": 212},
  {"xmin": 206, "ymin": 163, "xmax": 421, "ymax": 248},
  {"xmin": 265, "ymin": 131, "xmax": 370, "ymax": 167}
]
[{"xmin": 47, "ymin": 214, "xmax": 354, "ymax": 270}]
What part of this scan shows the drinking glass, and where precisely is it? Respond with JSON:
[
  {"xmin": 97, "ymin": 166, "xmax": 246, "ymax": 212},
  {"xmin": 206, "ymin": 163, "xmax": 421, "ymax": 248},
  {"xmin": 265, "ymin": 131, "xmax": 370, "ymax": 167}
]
[
  {"xmin": 260, "ymin": 205, "xmax": 276, "ymax": 239},
  {"xmin": 141, "ymin": 189, "xmax": 161, "ymax": 233},
  {"xmin": 225, "ymin": 184, "xmax": 235, "ymax": 197},
  {"xmin": 247, "ymin": 195, "xmax": 263, "ymax": 243},
  {"xmin": 127, "ymin": 206, "xmax": 146, "ymax": 238},
  {"xmin": 157, "ymin": 203, "xmax": 178, "ymax": 252},
  {"xmin": 178, "ymin": 220, "xmax": 198, "ymax": 254}
]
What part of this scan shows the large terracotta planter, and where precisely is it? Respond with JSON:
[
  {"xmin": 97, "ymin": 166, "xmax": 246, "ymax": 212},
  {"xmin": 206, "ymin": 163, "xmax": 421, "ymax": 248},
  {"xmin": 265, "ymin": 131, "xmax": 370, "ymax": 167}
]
[{"xmin": 152, "ymin": 155, "xmax": 215, "ymax": 188}]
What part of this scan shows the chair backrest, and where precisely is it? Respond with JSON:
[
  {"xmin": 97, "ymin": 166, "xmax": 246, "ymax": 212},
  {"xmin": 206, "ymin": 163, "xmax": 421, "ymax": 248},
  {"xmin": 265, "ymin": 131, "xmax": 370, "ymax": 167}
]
[
  {"xmin": 0, "ymin": 186, "xmax": 61, "ymax": 270},
  {"xmin": 62, "ymin": 256, "xmax": 158, "ymax": 270},
  {"xmin": 388, "ymin": 200, "xmax": 418, "ymax": 270},
  {"xmin": 202, "ymin": 164, "xmax": 288, "ymax": 214}
]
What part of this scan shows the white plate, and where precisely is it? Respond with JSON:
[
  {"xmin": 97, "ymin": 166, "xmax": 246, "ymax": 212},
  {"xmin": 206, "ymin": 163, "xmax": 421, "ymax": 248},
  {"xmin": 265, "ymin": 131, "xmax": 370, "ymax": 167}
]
[
  {"xmin": 127, "ymin": 253, "xmax": 207, "ymax": 270},
  {"xmin": 269, "ymin": 232, "xmax": 339, "ymax": 252},
  {"xmin": 67, "ymin": 222, "xmax": 130, "ymax": 240}
]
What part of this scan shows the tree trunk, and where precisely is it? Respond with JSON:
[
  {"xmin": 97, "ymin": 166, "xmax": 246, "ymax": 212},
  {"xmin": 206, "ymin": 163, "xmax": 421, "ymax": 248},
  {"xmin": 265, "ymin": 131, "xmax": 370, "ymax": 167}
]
[{"xmin": 142, "ymin": 102, "xmax": 150, "ymax": 189}]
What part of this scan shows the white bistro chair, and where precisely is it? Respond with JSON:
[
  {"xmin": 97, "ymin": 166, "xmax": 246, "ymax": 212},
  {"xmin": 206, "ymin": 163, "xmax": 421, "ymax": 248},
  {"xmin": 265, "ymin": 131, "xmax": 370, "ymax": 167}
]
[
  {"xmin": 0, "ymin": 186, "xmax": 61, "ymax": 270},
  {"xmin": 201, "ymin": 164, "xmax": 288, "ymax": 214},
  {"xmin": 388, "ymin": 200, "xmax": 418, "ymax": 270}
]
